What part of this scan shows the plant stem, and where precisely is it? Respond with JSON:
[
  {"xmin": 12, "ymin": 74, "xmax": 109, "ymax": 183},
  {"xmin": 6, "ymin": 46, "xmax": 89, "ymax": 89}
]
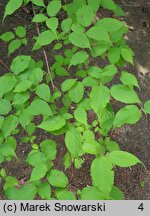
[
  {"xmin": 0, "ymin": 59, "xmax": 10, "ymax": 71},
  {"xmin": 139, "ymin": 103, "xmax": 147, "ymax": 115},
  {"xmin": 31, "ymin": 3, "xmax": 55, "ymax": 90}
]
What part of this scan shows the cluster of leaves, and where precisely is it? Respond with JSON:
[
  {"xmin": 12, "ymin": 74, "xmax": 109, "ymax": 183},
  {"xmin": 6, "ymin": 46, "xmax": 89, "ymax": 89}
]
[
  {"xmin": 0, "ymin": 0, "xmax": 150, "ymax": 200},
  {"xmin": 0, "ymin": 26, "xmax": 27, "ymax": 55}
]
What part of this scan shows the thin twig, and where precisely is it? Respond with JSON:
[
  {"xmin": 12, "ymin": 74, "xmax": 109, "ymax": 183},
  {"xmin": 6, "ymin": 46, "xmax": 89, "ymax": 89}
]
[
  {"xmin": 42, "ymin": 48, "xmax": 55, "ymax": 89},
  {"xmin": 139, "ymin": 103, "xmax": 147, "ymax": 115},
  {"xmin": 0, "ymin": 59, "xmax": 10, "ymax": 71},
  {"xmin": 32, "ymin": 3, "xmax": 55, "ymax": 90}
]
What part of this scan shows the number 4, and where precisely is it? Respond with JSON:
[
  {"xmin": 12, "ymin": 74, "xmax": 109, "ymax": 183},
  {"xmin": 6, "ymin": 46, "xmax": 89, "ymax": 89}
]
[{"xmin": 138, "ymin": 203, "xmax": 144, "ymax": 211}]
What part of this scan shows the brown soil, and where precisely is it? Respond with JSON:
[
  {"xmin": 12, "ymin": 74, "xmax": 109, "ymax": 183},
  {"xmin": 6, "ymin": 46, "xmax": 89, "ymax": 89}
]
[{"xmin": 0, "ymin": 0, "xmax": 150, "ymax": 200}]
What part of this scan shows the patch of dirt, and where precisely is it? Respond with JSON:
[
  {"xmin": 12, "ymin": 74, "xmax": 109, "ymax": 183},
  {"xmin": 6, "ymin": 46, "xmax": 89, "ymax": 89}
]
[
  {"xmin": 113, "ymin": 0, "xmax": 150, "ymax": 200},
  {"xmin": 0, "ymin": 0, "xmax": 150, "ymax": 200}
]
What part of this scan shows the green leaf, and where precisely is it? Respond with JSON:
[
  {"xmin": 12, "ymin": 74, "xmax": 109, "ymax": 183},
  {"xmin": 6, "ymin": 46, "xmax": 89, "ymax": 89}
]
[
  {"xmin": 38, "ymin": 116, "xmax": 66, "ymax": 132},
  {"xmin": 61, "ymin": 79, "xmax": 77, "ymax": 92},
  {"xmin": 30, "ymin": 164, "xmax": 47, "ymax": 182},
  {"xmin": 36, "ymin": 84, "xmax": 51, "ymax": 102},
  {"xmin": 29, "ymin": 68, "xmax": 43, "ymax": 84},
  {"xmin": 87, "ymin": 66, "xmax": 102, "ymax": 79},
  {"xmin": 113, "ymin": 5, "xmax": 124, "ymax": 16},
  {"xmin": 92, "ymin": 43, "xmax": 110, "ymax": 57},
  {"xmin": 4, "ymin": 0, "xmax": 23, "ymax": 19},
  {"xmin": 96, "ymin": 18, "xmax": 124, "ymax": 32},
  {"xmin": 2, "ymin": 115, "xmax": 18, "ymax": 138},
  {"xmin": 82, "ymin": 77, "xmax": 98, "ymax": 87},
  {"xmin": 8, "ymin": 39, "xmax": 21, "ymax": 55},
  {"xmin": 4, "ymin": 176, "xmax": 18, "ymax": 190},
  {"xmin": 86, "ymin": 26, "xmax": 111, "ymax": 43},
  {"xmin": 108, "ymin": 47, "xmax": 120, "ymax": 64},
  {"xmin": 38, "ymin": 182, "xmax": 51, "ymax": 199},
  {"xmin": 65, "ymin": 0, "xmax": 85, "ymax": 18},
  {"xmin": 68, "ymin": 82, "xmax": 84, "ymax": 103},
  {"xmin": 120, "ymin": 71, "xmax": 139, "ymax": 88},
  {"xmin": 83, "ymin": 75, "xmax": 98, "ymax": 85},
  {"xmin": 13, "ymin": 92, "xmax": 29, "ymax": 105},
  {"xmin": 76, "ymin": 5, "xmax": 94, "ymax": 27},
  {"xmin": 32, "ymin": 14, "xmax": 48, "ymax": 23},
  {"xmin": 144, "ymin": 100, "xmax": 150, "ymax": 114},
  {"xmin": 101, "ymin": 0, "xmax": 116, "ymax": 11},
  {"xmin": 36, "ymin": 30, "xmax": 56, "ymax": 46},
  {"xmin": 121, "ymin": 48, "xmax": 133, "ymax": 64},
  {"xmin": 27, "ymin": 152, "xmax": 47, "ymax": 166},
  {"xmin": 31, "ymin": 0, "xmax": 45, "ymax": 7},
  {"xmin": 6, "ymin": 136, "xmax": 17, "ymax": 149},
  {"xmin": 0, "ymin": 74, "xmax": 17, "ymax": 98},
  {"xmin": 10, "ymin": 55, "xmax": 31, "ymax": 74},
  {"xmin": 0, "ymin": 32, "xmax": 15, "ymax": 42},
  {"xmin": 83, "ymin": 130, "xmax": 95, "ymax": 143},
  {"xmin": 108, "ymin": 151, "xmax": 142, "ymax": 167},
  {"xmin": 69, "ymin": 32, "xmax": 90, "ymax": 49},
  {"xmin": 21, "ymin": 38, "xmax": 27, "ymax": 46},
  {"xmin": 105, "ymin": 140, "xmax": 120, "ymax": 152},
  {"xmin": 15, "ymin": 26, "xmax": 26, "ymax": 38},
  {"xmin": 55, "ymin": 67, "xmax": 69, "ymax": 76},
  {"xmin": 0, "ymin": 116, "xmax": 4, "ymax": 130},
  {"xmin": 110, "ymin": 84, "xmax": 140, "ymax": 104},
  {"xmin": 91, "ymin": 157, "xmax": 114, "ymax": 193},
  {"xmin": 5, "ymin": 183, "xmax": 37, "ymax": 200},
  {"xmin": 63, "ymin": 152, "xmax": 71, "ymax": 169},
  {"xmin": 71, "ymin": 23, "xmax": 85, "ymax": 33},
  {"xmin": 57, "ymin": 191, "xmax": 76, "ymax": 200},
  {"xmin": 29, "ymin": 99, "xmax": 52, "ymax": 116},
  {"xmin": 0, "ymin": 143, "xmax": 16, "ymax": 157},
  {"xmin": 76, "ymin": 70, "xmax": 87, "ymax": 78},
  {"xmin": 61, "ymin": 18, "xmax": 72, "ymax": 33},
  {"xmin": 114, "ymin": 105, "xmax": 142, "ymax": 128},
  {"xmin": 87, "ymin": 0, "xmax": 100, "ymax": 12},
  {"xmin": 0, "ymin": 155, "xmax": 4, "ymax": 164},
  {"xmin": 14, "ymin": 80, "xmax": 32, "ymax": 92},
  {"xmin": 47, "ymin": 0, "xmax": 61, "ymax": 17},
  {"xmin": 90, "ymin": 86, "xmax": 110, "ymax": 114},
  {"xmin": 74, "ymin": 107, "xmax": 87, "ymax": 126},
  {"xmin": 80, "ymin": 186, "xmax": 107, "ymax": 200},
  {"xmin": 110, "ymin": 186, "xmax": 124, "ymax": 200},
  {"xmin": 46, "ymin": 18, "xmax": 58, "ymax": 31},
  {"xmin": 40, "ymin": 139, "xmax": 57, "ymax": 161},
  {"xmin": 65, "ymin": 128, "xmax": 82, "ymax": 157},
  {"xmin": 53, "ymin": 43, "xmax": 62, "ymax": 50},
  {"xmin": 0, "ymin": 99, "xmax": 11, "ymax": 115},
  {"xmin": 102, "ymin": 65, "xmax": 118, "ymax": 77},
  {"xmin": 100, "ymin": 64, "xmax": 118, "ymax": 84},
  {"xmin": 82, "ymin": 141, "xmax": 100, "ymax": 155},
  {"xmin": 47, "ymin": 169, "xmax": 68, "ymax": 188},
  {"xmin": 74, "ymin": 158, "xmax": 84, "ymax": 169},
  {"xmin": 70, "ymin": 51, "xmax": 89, "ymax": 67},
  {"xmin": 26, "ymin": 123, "xmax": 35, "ymax": 137}
]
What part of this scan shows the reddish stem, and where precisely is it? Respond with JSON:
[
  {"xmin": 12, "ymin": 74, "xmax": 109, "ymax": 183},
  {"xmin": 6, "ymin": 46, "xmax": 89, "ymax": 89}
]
[
  {"xmin": 0, "ymin": 59, "xmax": 10, "ymax": 71},
  {"xmin": 31, "ymin": 3, "xmax": 55, "ymax": 90}
]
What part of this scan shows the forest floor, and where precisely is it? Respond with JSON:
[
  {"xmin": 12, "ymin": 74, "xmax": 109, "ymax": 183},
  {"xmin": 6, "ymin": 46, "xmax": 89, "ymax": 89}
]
[{"xmin": 0, "ymin": 0, "xmax": 150, "ymax": 199}]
